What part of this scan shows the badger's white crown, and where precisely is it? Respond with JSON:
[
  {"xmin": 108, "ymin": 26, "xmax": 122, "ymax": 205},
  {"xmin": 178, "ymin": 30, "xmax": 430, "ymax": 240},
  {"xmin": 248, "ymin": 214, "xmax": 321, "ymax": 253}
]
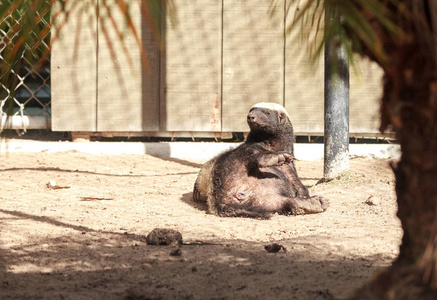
[{"xmin": 250, "ymin": 102, "xmax": 290, "ymax": 119}]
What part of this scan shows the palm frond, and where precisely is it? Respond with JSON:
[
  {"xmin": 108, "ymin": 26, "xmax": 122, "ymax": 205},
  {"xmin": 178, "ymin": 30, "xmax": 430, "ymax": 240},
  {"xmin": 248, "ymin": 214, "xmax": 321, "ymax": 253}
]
[{"xmin": 284, "ymin": 0, "xmax": 406, "ymax": 67}]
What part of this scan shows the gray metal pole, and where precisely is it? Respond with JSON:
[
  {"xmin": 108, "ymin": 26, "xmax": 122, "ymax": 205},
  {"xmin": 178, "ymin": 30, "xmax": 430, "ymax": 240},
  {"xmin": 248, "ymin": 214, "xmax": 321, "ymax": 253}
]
[{"xmin": 324, "ymin": 15, "xmax": 350, "ymax": 179}]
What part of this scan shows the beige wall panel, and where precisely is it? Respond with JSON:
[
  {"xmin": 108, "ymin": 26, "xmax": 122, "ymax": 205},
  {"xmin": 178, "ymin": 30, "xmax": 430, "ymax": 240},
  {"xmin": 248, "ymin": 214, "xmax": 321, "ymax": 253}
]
[
  {"xmin": 284, "ymin": 1, "xmax": 324, "ymax": 135},
  {"xmin": 160, "ymin": 0, "xmax": 222, "ymax": 131},
  {"xmin": 285, "ymin": 53, "xmax": 383, "ymax": 136},
  {"xmin": 349, "ymin": 58, "xmax": 383, "ymax": 134},
  {"xmin": 51, "ymin": 1, "xmax": 97, "ymax": 131},
  {"xmin": 222, "ymin": 0, "xmax": 284, "ymax": 132},
  {"xmin": 284, "ymin": 0, "xmax": 383, "ymax": 136},
  {"xmin": 284, "ymin": 54, "xmax": 325, "ymax": 135},
  {"xmin": 50, "ymin": 1, "xmax": 384, "ymax": 136},
  {"xmin": 97, "ymin": 0, "xmax": 160, "ymax": 131}
]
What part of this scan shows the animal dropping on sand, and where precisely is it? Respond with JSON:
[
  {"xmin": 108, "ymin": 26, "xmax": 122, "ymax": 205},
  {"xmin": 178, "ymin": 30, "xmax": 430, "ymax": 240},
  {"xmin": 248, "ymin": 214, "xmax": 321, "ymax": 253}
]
[{"xmin": 193, "ymin": 102, "xmax": 328, "ymax": 218}]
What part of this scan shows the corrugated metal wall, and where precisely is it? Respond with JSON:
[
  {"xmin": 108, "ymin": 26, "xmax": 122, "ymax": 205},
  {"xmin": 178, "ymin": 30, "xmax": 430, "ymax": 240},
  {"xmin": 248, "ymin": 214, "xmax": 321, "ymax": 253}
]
[{"xmin": 52, "ymin": 0, "xmax": 384, "ymax": 137}]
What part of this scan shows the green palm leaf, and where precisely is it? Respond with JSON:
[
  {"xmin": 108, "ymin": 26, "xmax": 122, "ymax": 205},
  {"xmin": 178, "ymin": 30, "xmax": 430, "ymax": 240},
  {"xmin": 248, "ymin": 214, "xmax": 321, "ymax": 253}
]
[{"xmin": 284, "ymin": 0, "xmax": 405, "ymax": 67}]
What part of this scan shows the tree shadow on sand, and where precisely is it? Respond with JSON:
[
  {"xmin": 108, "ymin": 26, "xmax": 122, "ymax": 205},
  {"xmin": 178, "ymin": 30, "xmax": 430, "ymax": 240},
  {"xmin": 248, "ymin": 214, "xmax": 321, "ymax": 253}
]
[{"xmin": 0, "ymin": 210, "xmax": 394, "ymax": 300}]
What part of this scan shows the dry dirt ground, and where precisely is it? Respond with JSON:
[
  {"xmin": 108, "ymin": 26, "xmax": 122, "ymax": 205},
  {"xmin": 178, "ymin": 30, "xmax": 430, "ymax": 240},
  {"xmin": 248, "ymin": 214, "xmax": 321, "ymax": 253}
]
[{"xmin": 0, "ymin": 149, "xmax": 402, "ymax": 300}]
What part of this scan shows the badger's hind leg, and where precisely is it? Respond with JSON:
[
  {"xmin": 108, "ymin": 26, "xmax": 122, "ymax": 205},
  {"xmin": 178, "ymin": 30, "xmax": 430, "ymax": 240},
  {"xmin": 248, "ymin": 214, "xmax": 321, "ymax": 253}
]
[
  {"xmin": 210, "ymin": 193, "xmax": 328, "ymax": 218},
  {"xmin": 208, "ymin": 187, "xmax": 271, "ymax": 219},
  {"xmin": 215, "ymin": 202, "xmax": 271, "ymax": 219},
  {"xmin": 281, "ymin": 196, "xmax": 329, "ymax": 215}
]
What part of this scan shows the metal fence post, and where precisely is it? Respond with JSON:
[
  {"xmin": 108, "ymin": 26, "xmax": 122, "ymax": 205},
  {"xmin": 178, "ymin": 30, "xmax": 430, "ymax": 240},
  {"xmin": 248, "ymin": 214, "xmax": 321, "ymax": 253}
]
[{"xmin": 324, "ymin": 13, "xmax": 350, "ymax": 179}]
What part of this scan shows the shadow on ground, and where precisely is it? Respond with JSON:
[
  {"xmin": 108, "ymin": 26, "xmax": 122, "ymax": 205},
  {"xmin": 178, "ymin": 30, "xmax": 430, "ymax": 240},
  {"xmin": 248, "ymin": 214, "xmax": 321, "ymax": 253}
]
[
  {"xmin": 0, "ymin": 208, "xmax": 388, "ymax": 300},
  {"xmin": 180, "ymin": 192, "xmax": 208, "ymax": 212}
]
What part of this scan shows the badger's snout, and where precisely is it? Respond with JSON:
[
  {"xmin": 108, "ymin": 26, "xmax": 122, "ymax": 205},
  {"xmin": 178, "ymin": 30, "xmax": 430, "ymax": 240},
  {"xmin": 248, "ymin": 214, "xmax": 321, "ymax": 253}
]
[{"xmin": 247, "ymin": 112, "xmax": 257, "ymax": 123}]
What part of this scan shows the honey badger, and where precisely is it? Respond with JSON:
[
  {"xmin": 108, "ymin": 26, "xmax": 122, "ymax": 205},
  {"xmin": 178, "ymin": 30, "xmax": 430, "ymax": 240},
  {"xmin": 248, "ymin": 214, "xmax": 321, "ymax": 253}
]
[{"xmin": 193, "ymin": 102, "xmax": 328, "ymax": 218}]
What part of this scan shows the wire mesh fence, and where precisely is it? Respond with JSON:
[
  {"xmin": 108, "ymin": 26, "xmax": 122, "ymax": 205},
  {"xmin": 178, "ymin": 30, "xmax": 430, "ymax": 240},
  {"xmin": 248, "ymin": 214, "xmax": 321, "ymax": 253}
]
[{"xmin": 0, "ymin": 0, "xmax": 51, "ymax": 134}]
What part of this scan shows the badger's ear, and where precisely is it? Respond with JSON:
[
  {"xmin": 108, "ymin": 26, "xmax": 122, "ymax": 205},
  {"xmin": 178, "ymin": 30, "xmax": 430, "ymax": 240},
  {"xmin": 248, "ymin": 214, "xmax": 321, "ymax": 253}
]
[{"xmin": 278, "ymin": 112, "xmax": 287, "ymax": 125}]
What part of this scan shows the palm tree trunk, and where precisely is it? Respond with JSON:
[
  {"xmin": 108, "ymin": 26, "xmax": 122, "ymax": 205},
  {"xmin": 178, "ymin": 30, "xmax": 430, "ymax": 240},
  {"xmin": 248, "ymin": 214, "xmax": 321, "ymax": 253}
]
[
  {"xmin": 353, "ymin": 4, "xmax": 437, "ymax": 296},
  {"xmin": 353, "ymin": 86, "xmax": 437, "ymax": 299}
]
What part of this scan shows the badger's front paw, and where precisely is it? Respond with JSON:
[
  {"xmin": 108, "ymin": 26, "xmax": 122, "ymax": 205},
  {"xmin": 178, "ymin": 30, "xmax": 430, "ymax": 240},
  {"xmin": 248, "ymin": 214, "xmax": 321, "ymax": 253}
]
[{"xmin": 258, "ymin": 152, "xmax": 294, "ymax": 167}]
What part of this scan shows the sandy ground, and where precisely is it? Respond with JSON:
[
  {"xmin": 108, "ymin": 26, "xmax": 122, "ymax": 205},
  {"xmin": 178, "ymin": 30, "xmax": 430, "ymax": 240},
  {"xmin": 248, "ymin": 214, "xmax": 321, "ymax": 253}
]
[{"xmin": 0, "ymin": 149, "xmax": 402, "ymax": 300}]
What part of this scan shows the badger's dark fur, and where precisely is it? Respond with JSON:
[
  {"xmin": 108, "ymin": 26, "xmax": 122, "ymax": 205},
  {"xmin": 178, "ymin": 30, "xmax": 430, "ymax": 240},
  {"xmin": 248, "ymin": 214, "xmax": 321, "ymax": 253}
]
[{"xmin": 193, "ymin": 102, "xmax": 328, "ymax": 218}]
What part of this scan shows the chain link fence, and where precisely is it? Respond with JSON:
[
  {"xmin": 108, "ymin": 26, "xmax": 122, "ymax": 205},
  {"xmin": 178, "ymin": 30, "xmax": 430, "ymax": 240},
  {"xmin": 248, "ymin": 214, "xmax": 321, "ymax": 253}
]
[{"xmin": 0, "ymin": 0, "xmax": 51, "ymax": 134}]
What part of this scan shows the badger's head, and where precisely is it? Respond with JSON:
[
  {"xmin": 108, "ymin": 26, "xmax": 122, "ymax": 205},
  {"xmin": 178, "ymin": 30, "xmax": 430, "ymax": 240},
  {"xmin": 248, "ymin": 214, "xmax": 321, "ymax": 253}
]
[{"xmin": 247, "ymin": 102, "xmax": 291, "ymax": 135}]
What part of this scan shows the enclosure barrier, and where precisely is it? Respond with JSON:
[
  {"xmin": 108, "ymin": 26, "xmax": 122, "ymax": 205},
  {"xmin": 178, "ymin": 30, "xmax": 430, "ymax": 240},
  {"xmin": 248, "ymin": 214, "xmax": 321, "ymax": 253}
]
[{"xmin": 0, "ymin": 0, "xmax": 51, "ymax": 134}]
